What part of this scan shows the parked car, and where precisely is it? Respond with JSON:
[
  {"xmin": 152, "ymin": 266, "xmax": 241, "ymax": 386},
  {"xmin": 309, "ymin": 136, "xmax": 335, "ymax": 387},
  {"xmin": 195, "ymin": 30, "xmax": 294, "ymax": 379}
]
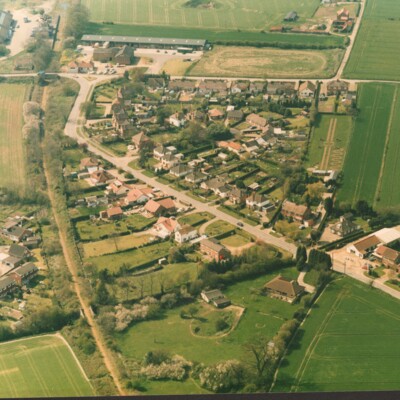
[{"xmin": 237, "ymin": 222, "xmax": 244, "ymax": 227}]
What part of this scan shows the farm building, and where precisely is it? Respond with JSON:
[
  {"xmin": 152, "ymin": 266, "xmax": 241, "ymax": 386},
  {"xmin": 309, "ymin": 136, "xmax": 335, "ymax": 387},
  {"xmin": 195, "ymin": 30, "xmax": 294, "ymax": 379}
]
[
  {"xmin": 347, "ymin": 235, "xmax": 381, "ymax": 258},
  {"xmin": 264, "ymin": 275, "xmax": 305, "ymax": 303},
  {"xmin": 374, "ymin": 246, "xmax": 400, "ymax": 270},
  {"xmin": 82, "ymin": 34, "xmax": 207, "ymax": 51},
  {"xmin": 201, "ymin": 289, "xmax": 231, "ymax": 308},
  {"xmin": 0, "ymin": 10, "xmax": 14, "ymax": 43}
]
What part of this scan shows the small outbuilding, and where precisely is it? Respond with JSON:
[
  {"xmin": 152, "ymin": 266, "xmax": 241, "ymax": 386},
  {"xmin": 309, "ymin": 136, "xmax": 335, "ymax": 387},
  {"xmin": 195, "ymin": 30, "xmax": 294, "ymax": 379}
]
[{"xmin": 201, "ymin": 289, "xmax": 231, "ymax": 308}]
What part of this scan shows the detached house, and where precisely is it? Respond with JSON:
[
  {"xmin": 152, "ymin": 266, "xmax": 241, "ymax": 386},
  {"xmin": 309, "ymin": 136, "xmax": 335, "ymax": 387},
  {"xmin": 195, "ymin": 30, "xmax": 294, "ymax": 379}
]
[
  {"xmin": 100, "ymin": 206, "xmax": 124, "ymax": 220},
  {"xmin": 200, "ymin": 238, "xmax": 230, "ymax": 262},
  {"xmin": 145, "ymin": 198, "xmax": 176, "ymax": 217},
  {"xmin": 246, "ymin": 113, "xmax": 268, "ymax": 129},
  {"xmin": 201, "ymin": 289, "xmax": 231, "ymax": 308},
  {"xmin": 170, "ymin": 164, "xmax": 192, "ymax": 178},
  {"xmin": 264, "ymin": 275, "xmax": 305, "ymax": 303},
  {"xmin": 154, "ymin": 217, "xmax": 181, "ymax": 238},
  {"xmin": 175, "ymin": 225, "xmax": 198, "ymax": 243},
  {"xmin": 169, "ymin": 112, "xmax": 186, "ymax": 128},
  {"xmin": 281, "ymin": 200, "xmax": 311, "ymax": 223},
  {"xmin": 125, "ymin": 188, "xmax": 149, "ymax": 205},
  {"xmin": 327, "ymin": 80, "xmax": 349, "ymax": 95},
  {"xmin": 374, "ymin": 246, "xmax": 400, "ymax": 269},
  {"xmin": 208, "ymin": 108, "xmax": 224, "ymax": 121},
  {"xmin": 90, "ymin": 170, "xmax": 115, "ymax": 186},
  {"xmin": 229, "ymin": 188, "xmax": 246, "ymax": 205},
  {"xmin": 246, "ymin": 193, "xmax": 272, "ymax": 211},
  {"xmin": 298, "ymin": 81, "xmax": 316, "ymax": 98},
  {"xmin": 226, "ymin": 110, "xmax": 244, "ymax": 124},
  {"xmin": 185, "ymin": 171, "xmax": 207, "ymax": 184}
]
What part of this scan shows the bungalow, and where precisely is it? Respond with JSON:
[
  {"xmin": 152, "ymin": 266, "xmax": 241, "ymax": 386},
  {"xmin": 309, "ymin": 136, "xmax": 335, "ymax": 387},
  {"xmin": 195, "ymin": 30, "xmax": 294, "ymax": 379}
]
[
  {"xmin": 229, "ymin": 188, "xmax": 246, "ymax": 205},
  {"xmin": 2, "ymin": 255, "xmax": 24, "ymax": 269},
  {"xmin": 201, "ymin": 289, "xmax": 231, "ymax": 308},
  {"xmin": 170, "ymin": 164, "xmax": 192, "ymax": 178},
  {"xmin": 131, "ymin": 132, "xmax": 150, "ymax": 150},
  {"xmin": 199, "ymin": 238, "xmax": 230, "ymax": 262},
  {"xmin": 266, "ymin": 81, "xmax": 297, "ymax": 96},
  {"xmin": 231, "ymin": 81, "xmax": 249, "ymax": 94},
  {"xmin": 330, "ymin": 215, "xmax": 361, "ymax": 237},
  {"xmin": 0, "ymin": 277, "xmax": 16, "ymax": 297},
  {"xmin": 249, "ymin": 81, "xmax": 265, "ymax": 95},
  {"xmin": 201, "ymin": 177, "xmax": 231, "ymax": 198},
  {"xmin": 145, "ymin": 198, "xmax": 176, "ymax": 217},
  {"xmin": 327, "ymin": 80, "xmax": 349, "ymax": 95},
  {"xmin": 10, "ymin": 262, "xmax": 39, "ymax": 286},
  {"xmin": 125, "ymin": 188, "xmax": 149, "ymax": 205},
  {"xmin": 246, "ymin": 113, "xmax": 268, "ymax": 129},
  {"xmin": 208, "ymin": 108, "xmax": 224, "ymax": 121},
  {"xmin": 185, "ymin": 171, "xmax": 207, "ymax": 184},
  {"xmin": 281, "ymin": 200, "xmax": 311, "ymax": 223},
  {"xmin": 106, "ymin": 180, "xmax": 132, "ymax": 197},
  {"xmin": 169, "ymin": 112, "xmax": 186, "ymax": 128},
  {"xmin": 246, "ymin": 193, "xmax": 271, "ymax": 211},
  {"xmin": 4, "ymin": 226, "xmax": 33, "ymax": 243},
  {"xmin": 198, "ymin": 80, "xmax": 228, "ymax": 96},
  {"xmin": 298, "ymin": 81, "xmax": 316, "ymax": 98},
  {"xmin": 168, "ymin": 79, "xmax": 197, "ymax": 92},
  {"xmin": 175, "ymin": 225, "xmax": 198, "ymax": 243},
  {"xmin": 374, "ymin": 246, "xmax": 400, "ymax": 269},
  {"xmin": 154, "ymin": 217, "xmax": 181, "ymax": 238},
  {"xmin": 100, "ymin": 206, "xmax": 124, "ymax": 220},
  {"xmin": 347, "ymin": 235, "xmax": 381, "ymax": 258},
  {"xmin": 8, "ymin": 243, "xmax": 30, "ymax": 260},
  {"xmin": 264, "ymin": 275, "xmax": 305, "ymax": 303},
  {"xmin": 80, "ymin": 157, "xmax": 100, "ymax": 172},
  {"xmin": 78, "ymin": 60, "xmax": 94, "ymax": 73},
  {"xmin": 90, "ymin": 170, "xmax": 115, "ymax": 186},
  {"xmin": 242, "ymin": 139, "xmax": 260, "ymax": 154},
  {"xmin": 226, "ymin": 109, "xmax": 244, "ymax": 124},
  {"xmin": 218, "ymin": 141, "xmax": 243, "ymax": 155},
  {"xmin": 153, "ymin": 145, "xmax": 176, "ymax": 160}
]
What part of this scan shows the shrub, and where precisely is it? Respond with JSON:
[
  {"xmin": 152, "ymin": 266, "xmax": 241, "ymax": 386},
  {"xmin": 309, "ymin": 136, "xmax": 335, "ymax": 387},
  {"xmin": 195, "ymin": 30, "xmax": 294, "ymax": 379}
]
[{"xmin": 140, "ymin": 355, "xmax": 192, "ymax": 381}]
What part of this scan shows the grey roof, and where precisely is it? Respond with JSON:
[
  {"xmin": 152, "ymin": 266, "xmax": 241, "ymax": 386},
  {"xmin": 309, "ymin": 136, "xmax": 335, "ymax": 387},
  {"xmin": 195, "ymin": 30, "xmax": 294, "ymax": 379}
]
[
  {"xmin": 0, "ymin": 276, "xmax": 15, "ymax": 291},
  {"xmin": 82, "ymin": 34, "xmax": 206, "ymax": 47},
  {"xmin": 9, "ymin": 244, "xmax": 28, "ymax": 259},
  {"xmin": 13, "ymin": 262, "xmax": 38, "ymax": 277}
]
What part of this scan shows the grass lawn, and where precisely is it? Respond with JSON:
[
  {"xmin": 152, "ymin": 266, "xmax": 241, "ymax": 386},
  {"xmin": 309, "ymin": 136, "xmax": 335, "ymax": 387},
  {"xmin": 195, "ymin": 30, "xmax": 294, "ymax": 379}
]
[
  {"xmin": 161, "ymin": 58, "xmax": 193, "ymax": 75},
  {"xmin": 303, "ymin": 269, "xmax": 320, "ymax": 287},
  {"xmin": 220, "ymin": 233, "xmax": 252, "ymax": 248},
  {"xmin": 0, "ymin": 335, "xmax": 93, "ymax": 398},
  {"xmin": 88, "ymin": 240, "xmax": 171, "ymax": 272},
  {"xmin": 344, "ymin": 0, "xmax": 400, "ymax": 81},
  {"xmin": 75, "ymin": 214, "xmax": 156, "ymax": 241},
  {"xmin": 178, "ymin": 212, "xmax": 215, "ymax": 227},
  {"xmin": 115, "ymin": 266, "xmax": 301, "ymax": 394},
  {"xmin": 82, "ymin": 233, "xmax": 155, "ymax": 258},
  {"xmin": 205, "ymin": 220, "xmax": 236, "ymax": 237},
  {"xmin": 189, "ymin": 47, "xmax": 343, "ymax": 79},
  {"xmin": 0, "ymin": 83, "xmax": 30, "ymax": 192},
  {"xmin": 274, "ymin": 276, "xmax": 400, "ymax": 392},
  {"xmin": 306, "ymin": 114, "xmax": 353, "ymax": 170},
  {"xmin": 337, "ymin": 83, "xmax": 400, "ymax": 210}
]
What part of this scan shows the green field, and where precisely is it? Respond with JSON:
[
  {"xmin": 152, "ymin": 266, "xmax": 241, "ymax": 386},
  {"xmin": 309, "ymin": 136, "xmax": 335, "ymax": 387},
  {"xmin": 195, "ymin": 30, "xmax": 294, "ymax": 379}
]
[
  {"xmin": 83, "ymin": 0, "xmax": 320, "ymax": 31},
  {"xmin": 273, "ymin": 277, "xmax": 400, "ymax": 392},
  {"xmin": 116, "ymin": 267, "xmax": 301, "ymax": 394},
  {"xmin": 0, "ymin": 335, "xmax": 94, "ymax": 398},
  {"xmin": 337, "ymin": 83, "xmax": 400, "ymax": 209},
  {"xmin": 84, "ymin": 24, "xmax": 346, "ymax": 48},
  {"xmin": 306, "ymin": 115, "xmax": 353, "ymax": 170},
  {"xmin": 0, "ymin": 83, "xmax": 29, "ymax": 192},
  {"xmin": 344, "ymin": 0, "xmax": 400, "ymax": 80}
]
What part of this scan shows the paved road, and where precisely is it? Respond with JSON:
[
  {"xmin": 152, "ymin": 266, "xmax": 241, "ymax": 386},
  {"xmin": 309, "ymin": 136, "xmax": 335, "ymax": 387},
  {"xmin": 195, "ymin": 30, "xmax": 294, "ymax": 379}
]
[{"xmin": 298, "ymin": 272, "xmax": 315, "ymax": 293}]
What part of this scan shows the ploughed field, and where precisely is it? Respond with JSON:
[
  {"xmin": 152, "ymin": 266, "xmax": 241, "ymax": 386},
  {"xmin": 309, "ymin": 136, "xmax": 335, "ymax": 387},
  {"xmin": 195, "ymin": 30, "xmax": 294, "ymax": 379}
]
[{"xmin": 0, "ymin": 335, "xmax": 94, "ymax": 398}]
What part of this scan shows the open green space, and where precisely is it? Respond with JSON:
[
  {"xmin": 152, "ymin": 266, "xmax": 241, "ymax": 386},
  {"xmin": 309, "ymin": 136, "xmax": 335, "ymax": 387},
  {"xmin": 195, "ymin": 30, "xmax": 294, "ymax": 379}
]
[
  {"xmin": 344, "ymin": 0, "xmax": 400, "ymax": 80},
  {"xmin": 0, "ymin": 83, "xmax": 30, "ymax": 192},
  {"xmin": 88, "ymin": 240, "xmax": 171, "ymax": 272},
  {"xmin": 274, "ymin": 277, "xmax": 400, "ymax": 392},
  {"xmin": 83, "ymin": 0, "xmax": 320, "ymax": 32},
  {"xmin": 337, "ymin": 83, "xmax": 400, "ymax": 210},
  {"xmin": 204, "ymin": 220, "xmax": 236, "ymax": 237},
  {"xmin": 84, "ymin": 22, "xmax": 346, "ymax": 48},
  {"xmin": 0, "ymin": 335, "xmax": 93, "ymax": 398},
  {"xmin": 306, "ymin": 114, "xmax": 353, "ymax": 170},
  {"xmin": 178, "ymin": 211, "xmax": 215, "ymax": 227}
]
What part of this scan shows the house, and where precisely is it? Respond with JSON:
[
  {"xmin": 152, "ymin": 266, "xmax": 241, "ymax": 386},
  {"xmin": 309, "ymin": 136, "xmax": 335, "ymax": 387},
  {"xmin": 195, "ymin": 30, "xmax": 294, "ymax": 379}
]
[
  {"xmin": 374, "ymin": 246, "xmax": 400, "ymax": 269},
  {"xmin": 22, "ymin": 236, "xmax": 41, "ymax": 249},
  {"xmin": 100, "ymin": 206, "xmax": 124, "ymax": 220},
  {"xmin": 347, "ymin": 235, "xmax": 381, "ymax": 258},
  {"xmin": 80, "ymin": 157, "xmax": 100, "ymax": 171},
  {"xmin": 8, "ymin": 244, "xmax": 30, "ymax": 260},
  {"xmin": 78, "ymin": 60, "xmax": 94, "ymax": 73},
  {"xmin": 246, "ymin": 113, "xmax": 268, "ymax": 129},
  {"xmin": 131, "ymin": 131, "xmax": 150, "ymax": 150},
  {"xmin": 67, "ymin": 61, "xmax": 79, "ymax": 73},
  {"xmin": 10, "ymin": 262, "xmax": 39, "ymax": 286},
  {"xmin": 229, "ymin": 188, "xmax": 246, "ymax": 205},
  {"xmin": 175, "ymin": 225, "xmax": 198, "ymax": 243},
  {"xmin": 168, "ymin": 79, "xmax": 197, "ymax": 92},
  {"xmin": 330, "ymin": 215, "xmax": 361, "ymax": 237},
  {"xmin": 170, "ymin": 164, "xmax": 192, "ymax": 178},
  {"xmin": 169, "ymin": 112, "xmax": 186, "ymax": 128},
  {"xmin": 154, "ymin": 217, "xmax": 181, "ymax": 238},
  {"xmin": 281, "ymin": 200, "xmax": 311, "ymax": 223},
  {"xmin": 185, "ymin": 171, "xmax": 207, "ymax": 184},
  {"xmin": 4, "ymin": 226, "xmax": 33, "ymax": 243},
  {"xmin": 0, "ymin": 11, "xmax": 14, "ymax": 43},
  {"xmin": 153, "ymin": 145, "xmax": 176, "ymax": 160},
  {"xmin": 199, "ymin": 238, "xmax": 230, "ymax": 262},
  {"xmin": 226, "ymin": 110, "xmax": 244, "ymax": 124},
  {"xmin": 125, "ymin": 188, "xmax": 149, "ymax": 205},
  {"xmin": 90, "ymin": 170, "xmax": 115, "ymax": 186},
  {"xmin": 218, "ymin": 141, "xmax": 243, "ymax": 155},
  {"xmin": 266, "ymin": 81, "xmax": 297, "ymax": 96},
  {"xmin": 284, "ymin": 11, "xmax": 298, "ymax": 21},
  {"xmin": 327, "ymin": 80, "xmax": 349, "ymax": 95},
  {"xmin": 145, "ymin": 198, "xmax": 176, "ymax": 217},
  {"xmin": 114, "ymin": 45, "xmax": 133, "ymax": 65},
  {"xmin": 242, "ymin": 139, "xmax": 260, "ymax": 154},
  {"xmin": 161, "ymin": 153, "xmax": 180, "ymax": 170},
  {"xmin": 231, "ymin": 81, "xmax": 249, "ymax": 94},
  {"xmin": 337, "ymin": 8, "xmax": 350, "ymax": 21},
  {"xmin": 298, "ymin": 81, "xmax": 316, "ymax": 98},
  {"xmin": 198, "ymin": 80, "xmax": 228, "ymax": 96},
  {"xmin": 147, "ymin": 77, "xmax": 165, "ymax": 90},
  {"xmin": 93, "ymin": 46, "xmax": 133, "ymax": 65},
  {"xmin": 249, "ymin": 81, "xmax": 265, "ymax": 94},
  {"xmin": 0, "ymin": 277, "xmax": 16, "ymax": 297},
  {"xmin": 264, "ymin": 275, "xmax": 305, "ymax": 303},
  {"xmin": 208, "ymin": 108, "xmax": 224, "ymax": 121},
  {"xmin": 201, "ymin": 177, "xmax": 231, "ymax": 198},
  {"xmin": 2, "ymin": 256, "xmax": 24, "ymax": 269},
  {"xmin": 246, "ymin": 193, "xmax": 271, "ymax": 211},
  {"xmin": 106, "ymin": 180, "xmax": 131, "ymax": 197},
  {"xmin": 201, "ymin": 289, "xmax": 231, "ymax": 308}
]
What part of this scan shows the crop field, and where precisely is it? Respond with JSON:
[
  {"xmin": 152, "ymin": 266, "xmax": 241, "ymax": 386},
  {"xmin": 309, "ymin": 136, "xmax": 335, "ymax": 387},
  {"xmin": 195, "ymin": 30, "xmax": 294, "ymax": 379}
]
[
  {"xmin": 0, "ymin": 335, "xmax": 93, "ymax": 398},
  {"xmin": 337, "ymin": 84, "xmax": 400, "ymax": 210},
  {"xmin": 188, "ymin": 47, "xmax": 343, "ymax": 78},
  {"xmin": 306, "ymin": 115, "xmax": 353, "ymax": 170},
  {"xmin": 344, "ymin": 0, "xmax": 400, "ymax": 80},
  {"xmin": 0, "ymin": 83, "xmax": 30, "ymax": 192},
  {"xmin": 273, "ymin": 277, "xmax": 400, "ymax": 392},
  {"xmin": 116, "ymin": 267, "xmax": 300, "ymax": 394},
  {"xmin": 83, "ymin": 0, "xmax": 320, "ymax": 31}
]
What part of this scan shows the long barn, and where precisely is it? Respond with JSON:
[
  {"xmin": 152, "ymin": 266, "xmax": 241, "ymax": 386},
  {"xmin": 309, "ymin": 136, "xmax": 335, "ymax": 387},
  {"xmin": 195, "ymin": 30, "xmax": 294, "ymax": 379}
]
[{"xmin": 81, "ymin": 34, "xmax": 207, "ymax": 51}]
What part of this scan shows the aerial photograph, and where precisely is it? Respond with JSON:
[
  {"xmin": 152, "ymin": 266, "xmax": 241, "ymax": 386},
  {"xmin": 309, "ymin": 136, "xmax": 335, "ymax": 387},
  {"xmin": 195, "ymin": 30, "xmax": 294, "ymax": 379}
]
[{"xmin": 0, "ymin": 0, "xmax": 399, "ymax": 398}]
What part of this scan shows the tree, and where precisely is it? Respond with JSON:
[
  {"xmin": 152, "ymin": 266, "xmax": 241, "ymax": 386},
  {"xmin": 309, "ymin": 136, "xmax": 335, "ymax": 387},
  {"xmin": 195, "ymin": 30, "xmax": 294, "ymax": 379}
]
[
  {"xmin": 94, "ymin": 281, "xmax": 112, "ymax": 305},
  {"xmin": 168, "ymin": 247, "xmax": 186, "ymax": 263},
  {"xmin": 324, "ymin": 197, "xmax": 333, "ymax": 215},
  {"xmin": 296, "ymin": 245, "xmax": 307, "ymax": 266},
  {"xmin": 64, "ymin": 4, "xmax": 90, "ymax": 40},
  {"xmin": 62, "ymin": 36, "xmax": 76, "ymax": 49},
  {"xmin": 188, "ymin": 305, "xmax": 199, "ymax": 319},
  {"xmin": 244, "ymin": 335, "xmax": 275, "ymax": 378},
  {"xmin": 207, "ymin": 123, "xmax": 231, "ymax": 140},
  {"xmin": 215, "ymin": 318, "xmax": 229, "ymax": 332}
]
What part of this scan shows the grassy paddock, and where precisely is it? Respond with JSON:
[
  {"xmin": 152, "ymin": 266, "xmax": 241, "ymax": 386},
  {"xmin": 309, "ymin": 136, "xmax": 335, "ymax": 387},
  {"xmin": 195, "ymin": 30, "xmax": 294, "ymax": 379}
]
[
  {"xmin": 189, "ymin": 46, "xmax": 343, "ymax": 79},
  {"xmin": 274, "ymin": 277, "xmax": 400, "ymax": 392},
  {"xmin": 0, "ymin": 335, "xmax": 93, "ymax": 398},
  {"xmin": 0, "ymin": 82, "xmax": 30, "ymax": 192}
]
